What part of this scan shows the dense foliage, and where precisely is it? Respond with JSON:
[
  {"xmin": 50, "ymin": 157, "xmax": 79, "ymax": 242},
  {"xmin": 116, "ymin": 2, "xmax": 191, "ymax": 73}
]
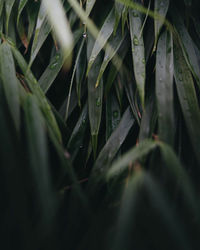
[{"xmin": 0, "ymin": 0, "xmax": 200, "ymax": 249}]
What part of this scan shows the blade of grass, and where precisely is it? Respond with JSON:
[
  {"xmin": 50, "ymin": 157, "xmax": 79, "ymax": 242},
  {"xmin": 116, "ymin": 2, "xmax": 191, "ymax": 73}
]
[
  {"xmin": 0, "ymin": 41, "xmax": 20, "ymax": 131},
  {"xmin": 86, "ymin": 0, "xmax": 96, "ymax": 17},
  {"xmin": 10, "ymin": 44, "xmax": 62, "ymax": 142},
  {"xmin": 156, "ymin": 30, "xmax": 174, "ymax": 146},
  {"xmin": 113, "ymin": 170, "xmax": 191, "ymax": 250},
  {"xmin": 17, "ymin": 0, "xmax": 28, "ymax": 27},
  {"xmin": 107, "ymin": 140, "xmax": 157, "ymax": 180},
  {"xmin": 93, "ymin": 107, "xmax": 134, "ymax": 173},
  {"xmin": 129, "ymin": 6, "xmax": 146, "ymax": 108},
  {"xmin": 171, "ymin": 7, "xmax": 200, "ymax": 88},
  {"xmin": 42, "ymin": 0, "xmax": 73, "ymax": 66},
  {"xmin": 86, "ymin": 7, "xmax": 115, "ymax": 76},
  {"xmin": 5, "ymin": 0, "xmax": 15, "ymax": 34},
  {"xmin": 67, "ymin": 103, "xmax": 88, "ymax": 160},
  {"xmin": 154, "ymin": 0, "xmax": 169, "ymax": 48},
  {"xmin": 95, "ymin": 28, "xmax": 125, "ymax": 88},
  {"xmin": 87, "ymin": 34, "xmax": 103, "ymax": 159},
  {"xmin": 106, "ymin": 92, "xmax": 121, "ymax": 140},
  {"xmin": 174, "ymin": 38, "xmax": 200, "ymax": 164}
]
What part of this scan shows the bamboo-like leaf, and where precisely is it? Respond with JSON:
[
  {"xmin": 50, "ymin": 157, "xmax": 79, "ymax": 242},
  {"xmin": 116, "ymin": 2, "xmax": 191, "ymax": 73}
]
[
  {"xmin": 93, "ymin": 107, "xmax": 134, "ymax": 172},
  {"xmin": 87, "ymin": 34, "xmax": 103, "ymax": 159},
  {"xmin": 95, "ymin": 28, "xmax": 125, "ymax": 87},
  {"xmin": 5, "ymin": 0, "xmax": 15, "ymax": 34},
  {"xmin": 171, "ymin": 7, "xmax": 200, "ymax": 87},
  {"xmin": 29, "ymin": 4, "xmax": 50, "ymax": 66},
  {"xmin": 114, "ymin": 2, "xmax": 124, "ymax": 34},
  {"xmin": 11, "ymin": 44, "xmax": 62, "ymax": 142},
  {"xmin": 86, "ymin": 0, "xmax": 96, "ymax": 17},
  {"xmin": 0, "ymin": 42, "xmax": 20, "ymax": 131},
  {"xmin": 154, "ymin": 0, "xmax": 169, "ymax": 45},
  {"xmin": 65, "ymin": 38, "xmax": 85, "ymax": 121},
  {"xmin": 159, "ymin": 142, "xmax": 200, "ymax": 219},
  {"xmin": 23, "ymin": 94, "xmax": 56, "ymax": 228},
  {"xmin": 129, "ymin": 6, "xmax": 146, "ymax": 108},
  {"xmin": 121, "ymin": 5, "xmax": 128, "ymax": 35},
  {"xmin": 139, "ymin": 93, "xmax": 157, "ymax": 141},
  {"xmin": 17, "ymin": 0, "xmax": 28, "ymax": 27},
  {"xmin": 106, "ymin": 92, "xmax": 121, "ymax": 140},
  {"xmin": 39, "ymin": 51, "xmax": 63, "ymax": 93},
  {"xmin": 174, "ymin": 39, "xmax": 200, "ymax": 164},
  {"xmin": 27, "ymin": 1, "xmax": 40, "ymax": 43},
  {"xmin": 156, "ymin": 30, "xmax": 174, "ymax": 146},
  {"xmin": 67, "ymin": 103, "xmax": 88, "ymax": 160},
  {"xmin": 107, "ymin": 140, "xmax": 157, "ymax": 180},
  {"xmin": 104, "ymin": 40, "xmax": 128, "ymax": 96},
  {"xmin": 113, "ymin": 170, "xmax": 191, "ymax": 250},
  {"xmin": 42, "ymin": 0, "xmax": 73, "ymax": 63},
  {"xmin": 76, "ymin": 39, "xmax": 87, "ymax": 107},
  {"xmin": 0, "ymin": 0, "xmax": 4, "ymax": 17},
  {"xmin": 87, "ymin": 7, "xmax": 115, "ymax": 75}
]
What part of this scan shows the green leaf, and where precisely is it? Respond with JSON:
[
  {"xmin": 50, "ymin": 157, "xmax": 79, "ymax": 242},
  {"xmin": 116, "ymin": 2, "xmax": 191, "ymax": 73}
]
[
  {"xmin": 154, "ymin": 0, "xmax": 169, "ymax": 45},
  {"xmin": 29, "ymin": 4, "xmax": 50, "ymax": 66},
  {"xmin": 159, "ymin": 142, "xmax": 200, "ymax": 219},
  {"xmin": 107, "ymin": 140, "xmax": 157, "ymax": 180},
  {"xmin": 87, "ymin": 34, "xmax": 103, "ymax": 159},
  {"xmin": 156, "ymin": 30, "xmax": 175, "ymax": 146},
  {"xmin": 42, "ymin": 0, "xmax": 73, "ymax": 63},
  {"xmin": 86, "ymin": 0, "xmax": 96, "ymax": 17},
  {"xmin": 11, "ymin": 44, "xmax": 62, "ymax": 143},
  {"xmin": 93, "ymin": 107, "xmax": 134, "ymax": 173},
  {"xmin": 0, "ymin": 0, "xmax": 4, "ymax": 17},
  {"xmin": 114, "ymin": 1, "xmax": 124, "ymax": 34},
  {"xmin": 106, "ymin": 92, "xmax": 121, "ymax": 140},
  {"xmin": 95, "ymin": 28, "xmax": 125, "ymax": 87},
  {"xmin": 174, "ymin": 39, "xmax": 200, "ymax": 164},
  {"xmin": 171, "ymin": 7, "xmax": 200, "ymax": 88},
  {"xmin": 129, "ymin": 7, "xmax": 146, "ymax": 108},
  {"xmin": 76, "ymin": 39, "xmax": 87, "ymax": 107},
  {"xmin": 87, "ymin": 7, "xmax": 115, "ymax": 75},
  {"xmin": 17, "ymin": 0, "xmax": 28, "ymax": 27},
  {"xmin": 39, "ymin": 51, "xmax": 64, "ymax": 93},
  {"xmin": 113, "ymin": 170, "xmax": 191, "ymax": 250},
  {"xmin": 23, "ymin": 94, "xmax": 56, "ymax": 227},
  {"xmin": 27, "ymin": 1, "xmax": 40, "ymax": 43},
  {"xmin": 67, "ymin": 103, "xmax": 88, "ymax": 160},
  {"xmin": 5, "ymin": 0, "xmax": 15, "ymax": 34},
  {"xmin": 65, "ymin": 37, "xmax": 85, "ymax": 121},
  {"xmin": 0, "ymin": 42, "xmax": 20, "ymax": 131}
]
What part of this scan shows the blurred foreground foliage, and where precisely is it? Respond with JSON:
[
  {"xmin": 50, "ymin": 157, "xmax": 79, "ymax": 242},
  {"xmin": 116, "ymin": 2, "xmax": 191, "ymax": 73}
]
[{"xmin": 0, "ymin": 0, "xmax": 200, "ymax": 249}]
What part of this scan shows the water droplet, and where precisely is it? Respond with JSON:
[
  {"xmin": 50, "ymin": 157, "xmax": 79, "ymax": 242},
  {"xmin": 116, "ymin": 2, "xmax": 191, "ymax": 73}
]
[
  {"xmin": 49, "ymin": 61, "xmax": 58, "ymax": 69},
  {"xmin": 83, "ymin": 32, "xmax": 87, "ymax": 38},
  {"xmin": 113, "ymin": 110, "xmax": 119, "ymax": 118},
  {"xmin": 79, "ymin": 145, "xmax": 83, "ymax": 149},
  {"xmin": 96, "ymin": 97, "xmax": 101, "ymax": 107},
  {"xmin": 159, "ymin": 78, "xmax": 162, "ymax": 81},
  {"xmin": 133, "ymin": 36, "xmax": 139, "ymax": 46}
]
